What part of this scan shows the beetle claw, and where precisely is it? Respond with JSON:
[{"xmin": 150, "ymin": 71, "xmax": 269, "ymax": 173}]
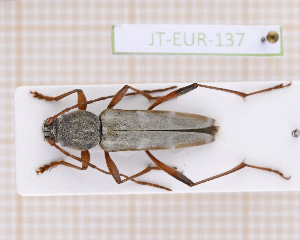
[{"xmin": 36, "ymin": 168, "xmax": 43, "ymax": 175}]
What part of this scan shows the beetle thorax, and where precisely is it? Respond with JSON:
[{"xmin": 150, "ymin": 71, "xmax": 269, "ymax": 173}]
[
  {"xmin": 43, "ymin": 111, "xmax": 102, "ymax": 151},
  {"xmin": 58, "ymin": 111, "xmax": 102, "ymax": 151}
]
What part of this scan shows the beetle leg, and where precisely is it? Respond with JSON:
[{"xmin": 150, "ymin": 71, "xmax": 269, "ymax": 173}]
[
  {"xmin": 31, "ymin": 89, "xmax": 87, "ymax": 110},
  {"xmin": 81, "ymin": 150, "xmax": 90, "ymax": 169},
  {"xmin": 32, "ymin": 86, "xmax": 177, "ymax": 124},
  {"xmin": 104, "ymin": 152, "xmax": 172, "ymax": 191},
  {"xmin": 196, "ymin": 82, "xmax": 292, "ymax": 98},
  {"xmin": 41, "ymin": 140, "xmax": 172, "ymax": 190},
  {"xmin": 46, "ymin": 139, "xmax": 172, "ymax": 190},
  {"xmin": 145, "ymin": 151, "xmax": 290, "ymax": 187},
  {"xmin": 145, "ymin": 150, "xmax": 194, "ymax": 185},
  {"xmin": 37, "ymin": 161, "xmax": 85, "ymax": 174},
  {"xmin": 107, "ymin": 85, "xmax": 162, "ymax": 109},
  {"xmin": 36, "ymin": 150, "xmax": 91, "ymax": 174},
  {"xmin": 148, "ymin": 82, "xmax": 291, "ymax": 110},
  {"xmin": 105, "ymin": 151, "xmax": 122, "ymax": 183},
  {"xmin": 120, "ymin": 165, "xmax": 178, "ymax": 183}
]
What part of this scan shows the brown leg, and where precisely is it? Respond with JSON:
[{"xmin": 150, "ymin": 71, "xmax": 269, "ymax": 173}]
[
  {"xmin": 145, "ymin": 151, "xmax": 290, "ymax": 187},
  {"xmin": 105, "ymin": 152, "xmax": 168, "ymax": 183},
  {"xmin": 44, "ymin": 138, "xmax": 171, "ymax": 191},
  {"xmin": 32, "ymin": 89, "xmax": 88, "ymax": 126},
  {"xmin": 36, "ymin": 161, "xmax": 85, "ymax": 174},
  {"xmin": 32, "ymin": 86, "xmax": 177, "ymax": 123},
  {"xmin": 36, "ymin": 150, "xmax": 91, "ymax": 174},
  {"xmin": 104, "ymin": 151, "xmax": 171, "ymax": 191},
  {"xmin": 148, "ymin": 82, "xmax": 291, "ymax": 110},
  {"xmin": 46, "ymin": 137, "xmax": 119, "ymax": 176},
  {"xmin": 31, "ymin": 89, "xmax": 87, "ymax": 110},
  {"xmin": 120, "ymin": 165, "xmax": 162, "ymax": 183},
  {"xmin": 107, "ymin": 85, "xmax": 160, "ymax": 109},
  {"xmin": 105, "ymin": 151, "xmax": 122, "ymax": 183}
]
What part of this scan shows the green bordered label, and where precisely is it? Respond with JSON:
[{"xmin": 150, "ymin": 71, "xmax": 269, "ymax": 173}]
[{"xmin": 112, "ymin": 24, "xmax": 283, "ymax": 56}]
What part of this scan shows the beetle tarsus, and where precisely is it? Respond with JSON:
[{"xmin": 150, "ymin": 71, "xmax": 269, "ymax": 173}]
[
  {"xmin": 241, "ymin": 161, "xmax": 291, "ymax": 180},
  {"xmin": 30, "ymin": 91, "xmax": 55, "ymax": 101},
  {"xmin": 36, "ymin": 161, "xmax": 63, "ymax": 174},
  {"xmin": 242, "ymin": 82, "xmax": 292, "ymax": 98}
]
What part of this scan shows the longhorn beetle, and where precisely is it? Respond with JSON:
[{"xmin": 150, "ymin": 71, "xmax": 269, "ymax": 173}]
[{"xmin": 31, "ymin": 83, "xmax": 291, "ymax": 191}]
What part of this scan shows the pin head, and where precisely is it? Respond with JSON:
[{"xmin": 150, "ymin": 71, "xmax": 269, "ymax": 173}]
[
  {"xmin": 292, "ymin": 128, "xmax": 300, "ymax": 138},
  {"xmin": 266, "ymin": 31, "xmax": 279, "ymax": 43}
]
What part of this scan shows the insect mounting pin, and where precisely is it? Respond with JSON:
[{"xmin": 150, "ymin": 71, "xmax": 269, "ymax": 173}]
[
  {"xmin": 261, "ymin": 31, "xmax": 279, "ymax": 43},
  {"xmin": 292, "ymin": 128, "xmax": 300, "ymax": 138},
  {"xmin": 30, "ymin": 82, "xmax": 292, "ymax": 191}
]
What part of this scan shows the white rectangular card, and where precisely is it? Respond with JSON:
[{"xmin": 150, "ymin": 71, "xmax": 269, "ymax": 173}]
[
  {"xmin": 112, "ymin": 24, "xmax": 283, "ymax": 56},
  {"xmin": 15, "ymin": 82, "xmax": 299, "ymax": 196}
]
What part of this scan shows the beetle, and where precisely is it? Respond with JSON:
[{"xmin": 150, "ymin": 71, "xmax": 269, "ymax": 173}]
[{"xmin": 30, "ymin": 82, "xmax": 292, "ymax": 191}]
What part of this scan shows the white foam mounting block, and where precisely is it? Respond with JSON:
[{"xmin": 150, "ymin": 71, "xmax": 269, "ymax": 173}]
[{"xmin": 15, "ymin": 82, "xmax": 300, "ymax": 196}]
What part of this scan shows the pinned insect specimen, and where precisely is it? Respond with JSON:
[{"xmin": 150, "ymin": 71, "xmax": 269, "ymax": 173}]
[{"xmin": 30, "ymin": 82, "xmax": 291, "ymax": 191}]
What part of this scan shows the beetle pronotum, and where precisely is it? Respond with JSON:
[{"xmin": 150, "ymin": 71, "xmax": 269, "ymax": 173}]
[{"xmin": 31, "ymin": 82, "xmax": 292, "ymax": 191}]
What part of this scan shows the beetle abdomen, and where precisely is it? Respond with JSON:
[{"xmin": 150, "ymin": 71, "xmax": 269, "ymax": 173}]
[{"xmin": 58, "ymin": 110, "xmax": 101, "ymax": 151}]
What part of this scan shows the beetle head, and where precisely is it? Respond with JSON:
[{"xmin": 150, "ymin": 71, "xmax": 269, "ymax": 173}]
[{"xmin": 43, "ymin": 118, "xmax": 58, "ymax": 142}]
